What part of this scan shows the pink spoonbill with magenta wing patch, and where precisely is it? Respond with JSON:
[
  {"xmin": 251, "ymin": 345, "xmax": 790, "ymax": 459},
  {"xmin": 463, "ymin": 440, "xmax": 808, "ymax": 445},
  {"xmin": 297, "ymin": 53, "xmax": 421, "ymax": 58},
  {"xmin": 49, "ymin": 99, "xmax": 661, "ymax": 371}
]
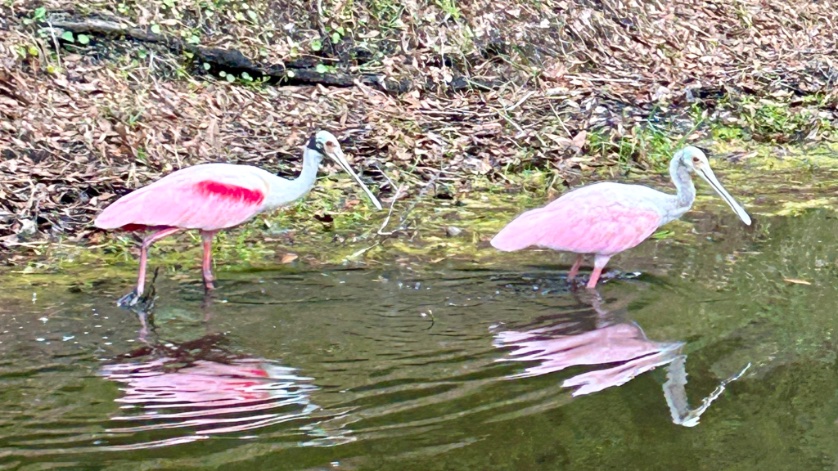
[
  {"xmin": 491, "ymin": 146, "xmax": 751, "ymax": 289},
  {"xmin": 95, "ymin": 130, "xmax": 382, "ymax": 306}
]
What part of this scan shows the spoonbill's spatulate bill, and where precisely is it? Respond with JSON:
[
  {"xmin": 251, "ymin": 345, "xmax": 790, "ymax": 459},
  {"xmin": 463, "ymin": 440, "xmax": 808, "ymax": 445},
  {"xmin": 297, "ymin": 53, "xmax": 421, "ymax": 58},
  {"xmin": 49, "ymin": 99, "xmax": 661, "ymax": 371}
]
[
  {"xmin": 95, "ymin": 130, "xmax": 382, "ymax": 305},
  {"xmin": 491, "ymin": 146, "xmax": 751, "ymax": 289}
]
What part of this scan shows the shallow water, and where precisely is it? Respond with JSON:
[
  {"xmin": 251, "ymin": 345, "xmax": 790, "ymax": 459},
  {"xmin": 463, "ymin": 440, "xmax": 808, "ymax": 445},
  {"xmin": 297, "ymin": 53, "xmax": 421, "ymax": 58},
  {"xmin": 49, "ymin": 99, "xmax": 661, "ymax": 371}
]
[{"xmin": 0, "ymin": 206, "xmax": 836, "ymax": 470}]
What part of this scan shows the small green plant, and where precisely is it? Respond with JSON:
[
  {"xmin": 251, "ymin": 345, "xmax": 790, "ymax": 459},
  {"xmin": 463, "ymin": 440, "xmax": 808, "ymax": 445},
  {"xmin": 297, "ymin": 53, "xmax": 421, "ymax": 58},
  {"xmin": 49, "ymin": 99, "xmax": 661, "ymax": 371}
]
[
  {"xmin": 14, "ymin": 44, "xmax": 40, "ymax": 59},
  {"xmin": 712, "ymin": 126, "xmax": 744, "ymax": 141},
  {"xmin": 23, "ymin": 7, "xmax": 46, "ymax": 25},
  {"xmin": 217, "ymin": 70, "xmax": 268, "ymax": 87},
  {"xmin": 329, "ymin": 25, "xmax": 345, "ymax": 45},
  {"xmin": 433, "ymin": 0, "xmax": 461, "ymax": 20},
  {"xmin": 369, "ymin": 0, "xmax": 405, "ymax": 29},
  {"xmin": 219, "ymin": 70, "xmax": 235, "ymax": 83},
  {"xmin": 58, "ymin": 31, "xmax": 91, "ymax": 45},
  {"xmin": 651, "ymin": 229, "xmax": 674, "ymax": 240},
  {"xmin": 180, "ymin": 29, "xmax": 201, "ymax": 45}
]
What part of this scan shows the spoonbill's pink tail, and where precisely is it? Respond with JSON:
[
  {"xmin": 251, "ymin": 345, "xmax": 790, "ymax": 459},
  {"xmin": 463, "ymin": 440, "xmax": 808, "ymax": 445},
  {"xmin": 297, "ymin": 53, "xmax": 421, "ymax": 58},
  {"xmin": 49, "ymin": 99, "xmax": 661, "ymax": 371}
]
[
  {"xmin": 93, "ymin": 191, "xmax": 145, "ymax": 229},
  {"xmin": 490, "ymin": 208, "xmax": 553, "ymax": 252}
]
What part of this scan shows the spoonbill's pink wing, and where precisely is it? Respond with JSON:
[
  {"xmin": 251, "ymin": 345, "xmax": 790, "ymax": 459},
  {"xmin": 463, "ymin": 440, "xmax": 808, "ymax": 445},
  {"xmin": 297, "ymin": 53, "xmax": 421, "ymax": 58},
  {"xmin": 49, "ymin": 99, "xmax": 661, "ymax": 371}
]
[
  {"xmin": 95, "ymin": 164, "xmax": 270, "ymax": 231},
  {"xmin": 491, "ymin": 183, "xmax": 663, "ymax": 255}
]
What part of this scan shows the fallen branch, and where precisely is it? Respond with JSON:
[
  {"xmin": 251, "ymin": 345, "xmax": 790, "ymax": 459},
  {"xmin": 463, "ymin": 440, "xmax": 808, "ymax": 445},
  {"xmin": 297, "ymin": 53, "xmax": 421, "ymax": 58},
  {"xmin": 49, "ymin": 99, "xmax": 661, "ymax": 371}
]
[{"xmin": 41, "ymin": 17, "xmax": 413, "ymax": 93}]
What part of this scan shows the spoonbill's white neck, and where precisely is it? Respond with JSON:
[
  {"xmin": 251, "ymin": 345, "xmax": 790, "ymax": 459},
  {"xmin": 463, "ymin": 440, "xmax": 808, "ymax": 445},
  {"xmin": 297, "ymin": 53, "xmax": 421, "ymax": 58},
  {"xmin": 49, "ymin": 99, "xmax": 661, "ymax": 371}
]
[
  {"xmin": 669, "ymin": 156, "xmax": 695, "ymax": 210},
  {"xmin": 262, "ymin": 147, "xmax": 323, "ymax": 210},
  {"xmin": 261, "ymin": 132, "xmax": 382, "ymax": 212},
  {"xmin": 295, "ymin": 146, "xmax": 323, "ymax": 188}
]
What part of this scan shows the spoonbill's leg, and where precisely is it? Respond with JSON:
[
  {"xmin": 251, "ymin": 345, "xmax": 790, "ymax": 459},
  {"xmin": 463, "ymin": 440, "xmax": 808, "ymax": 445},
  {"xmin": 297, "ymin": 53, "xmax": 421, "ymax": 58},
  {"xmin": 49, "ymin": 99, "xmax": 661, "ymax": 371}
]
[
  {"xmin": 567, "ymin": 254, "xmax": 584, "ymax": 281},
  {"xmin": 200, "ymin": 231, "xmax": 217, "ymax": 292},
  {"xmin": 586, "ymin": 254, "xmax": 612, "ymax": 289},
  {"xmin": 135, "ymin": 227, "xmax": 182, "ymax": 297}
]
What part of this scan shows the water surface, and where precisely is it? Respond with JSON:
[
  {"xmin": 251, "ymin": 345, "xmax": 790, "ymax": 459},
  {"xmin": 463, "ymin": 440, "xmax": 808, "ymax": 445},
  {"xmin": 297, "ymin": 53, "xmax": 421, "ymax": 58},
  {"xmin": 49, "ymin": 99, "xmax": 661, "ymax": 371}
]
[{"xmin": 0, "ymin": 205, "xmax": 836, "ymax": 470}]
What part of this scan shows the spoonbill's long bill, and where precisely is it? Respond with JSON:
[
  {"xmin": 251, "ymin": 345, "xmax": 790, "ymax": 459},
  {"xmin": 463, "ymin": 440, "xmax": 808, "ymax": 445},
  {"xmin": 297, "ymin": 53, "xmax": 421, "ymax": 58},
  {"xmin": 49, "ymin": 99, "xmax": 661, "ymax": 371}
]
[
  {"xmin": 491, "ymin": 146, "xmax": 751, "ymax": 288},
  {"xmin": 95, "ymin": 130, "xmax": 382, "ymax": 305}
]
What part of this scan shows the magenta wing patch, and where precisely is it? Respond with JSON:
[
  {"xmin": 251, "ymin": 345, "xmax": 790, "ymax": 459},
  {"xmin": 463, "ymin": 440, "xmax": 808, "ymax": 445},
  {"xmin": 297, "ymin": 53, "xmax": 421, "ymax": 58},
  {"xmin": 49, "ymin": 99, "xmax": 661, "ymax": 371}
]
[{"xmin": 195, "ymin": 181, "xmax": 266, "ymax": 205}]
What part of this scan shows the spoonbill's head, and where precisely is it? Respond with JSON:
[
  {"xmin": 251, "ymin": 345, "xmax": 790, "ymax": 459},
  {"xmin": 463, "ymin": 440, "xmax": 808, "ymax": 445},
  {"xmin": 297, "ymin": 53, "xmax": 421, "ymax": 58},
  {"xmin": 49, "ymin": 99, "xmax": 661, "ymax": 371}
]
[
  {"xmin": 307, "ymin": 130, "xmax": 383, "ymax": 210},
  {"xmin": 676, "ymin": 146, "xmax": 751, "ymax": 226}
]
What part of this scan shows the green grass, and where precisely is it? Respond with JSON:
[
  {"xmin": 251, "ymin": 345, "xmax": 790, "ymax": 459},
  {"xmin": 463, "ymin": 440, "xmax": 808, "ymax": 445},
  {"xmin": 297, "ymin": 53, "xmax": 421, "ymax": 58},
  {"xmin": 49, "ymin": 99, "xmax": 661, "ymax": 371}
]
[
  {"xmin": 587, "ymin": 123, "xmax": 679, "ymax": 171},
  {"xmin": 716, "ymin": 96, "xmax": 837, "ymax": 143}
]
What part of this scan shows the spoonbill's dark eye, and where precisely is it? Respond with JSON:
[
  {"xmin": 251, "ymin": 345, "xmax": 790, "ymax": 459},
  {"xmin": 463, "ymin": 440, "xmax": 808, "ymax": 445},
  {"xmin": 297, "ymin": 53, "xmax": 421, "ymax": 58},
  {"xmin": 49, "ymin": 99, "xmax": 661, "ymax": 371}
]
[{"xmin": 692, "ymin": 156, "xmax": 700, "ymax": 164}]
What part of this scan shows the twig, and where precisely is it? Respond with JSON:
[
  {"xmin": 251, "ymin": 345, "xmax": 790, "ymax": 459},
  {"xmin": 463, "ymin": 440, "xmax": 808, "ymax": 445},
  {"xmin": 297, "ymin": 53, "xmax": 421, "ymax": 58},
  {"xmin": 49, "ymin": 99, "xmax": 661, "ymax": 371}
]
[
  {"xmin": 376, "ymin": 183, "xmax": 406, "ymax": 236},
  {"xmin": 344, "ymin": 242, "xmax": 380, "ymax": 261},
  {"xmin": 505, "ymin": 91, "xmax": 535, "ymax": 112},
  {"xmin": 395, "ymin": 168, "xmax": 442, "ymax": 228},
  {"xmin": 422, "ymin": 309, "xmax": 435, "ymax": 330},
  {"xmin": 45, "ymin": 21, "xmax": 63, "ymax": 70}
]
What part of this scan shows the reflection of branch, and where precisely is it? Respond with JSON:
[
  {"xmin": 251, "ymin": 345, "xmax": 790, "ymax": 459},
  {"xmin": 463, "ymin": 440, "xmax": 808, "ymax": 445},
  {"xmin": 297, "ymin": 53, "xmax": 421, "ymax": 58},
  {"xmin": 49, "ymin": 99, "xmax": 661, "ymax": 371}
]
[{"xmin": 663, "ymin": 357, "xmax": 751, "ymax": 427}]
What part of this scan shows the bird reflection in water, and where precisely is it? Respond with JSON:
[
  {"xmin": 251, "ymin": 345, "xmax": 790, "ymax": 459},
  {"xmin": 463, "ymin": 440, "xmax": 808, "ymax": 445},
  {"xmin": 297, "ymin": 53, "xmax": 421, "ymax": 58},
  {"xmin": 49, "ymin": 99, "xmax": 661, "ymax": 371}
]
[
  {"xmin": 98, "ymin": 293, "xmax": 352, "ymax": 449},
  {"xmin": 492, "ymin": 290, "xmax": 750, "ymax": 427}
]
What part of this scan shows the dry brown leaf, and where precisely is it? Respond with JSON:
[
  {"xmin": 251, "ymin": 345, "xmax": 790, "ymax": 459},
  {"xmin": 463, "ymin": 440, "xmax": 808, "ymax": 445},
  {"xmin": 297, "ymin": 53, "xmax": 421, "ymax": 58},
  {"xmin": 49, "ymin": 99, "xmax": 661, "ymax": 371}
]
[{"xmin": 280, "ymin": 253, "xmax": 299, "ymax": 264}]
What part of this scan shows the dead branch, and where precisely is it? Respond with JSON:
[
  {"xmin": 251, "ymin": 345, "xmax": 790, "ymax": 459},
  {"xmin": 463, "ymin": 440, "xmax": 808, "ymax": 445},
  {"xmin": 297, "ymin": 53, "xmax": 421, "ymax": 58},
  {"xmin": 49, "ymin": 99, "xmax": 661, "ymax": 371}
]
[{"xmin": 42, "ymin": 18, "xmax": 413, "ymax": 93}]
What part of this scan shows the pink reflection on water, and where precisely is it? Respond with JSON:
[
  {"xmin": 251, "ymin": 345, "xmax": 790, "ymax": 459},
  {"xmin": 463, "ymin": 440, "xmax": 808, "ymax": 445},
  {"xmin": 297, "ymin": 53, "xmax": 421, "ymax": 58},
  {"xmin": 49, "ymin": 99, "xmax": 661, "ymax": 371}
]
[
  {"xmin": 495, "ymin": 316, "xmax": 683, "ymax": 396},
  {"xmin": 493, "ymin": 291, "xmax": 749, "ymax": 426},
  {"xmin": 101, "ymin": 357, "xmax": 316, "ymax": 428},
  {"xmin": 97, "ymin": 328, "xmax": 352, "ymax": 447}
]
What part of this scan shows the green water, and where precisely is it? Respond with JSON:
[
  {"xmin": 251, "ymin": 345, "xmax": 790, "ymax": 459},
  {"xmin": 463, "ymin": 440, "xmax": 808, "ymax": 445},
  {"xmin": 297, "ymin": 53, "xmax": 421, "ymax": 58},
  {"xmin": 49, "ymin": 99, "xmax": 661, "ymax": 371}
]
[{"xmin": 0, "ymin": 202, "xmax": 836, "ymax": 470}]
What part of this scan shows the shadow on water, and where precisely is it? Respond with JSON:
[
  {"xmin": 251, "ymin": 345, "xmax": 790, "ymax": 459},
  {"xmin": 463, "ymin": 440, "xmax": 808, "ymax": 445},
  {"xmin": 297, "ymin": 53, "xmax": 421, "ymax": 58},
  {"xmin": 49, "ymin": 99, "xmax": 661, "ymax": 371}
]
[{"xmin": 0, "ymin": 208, "xmax": 835, "ymax": 469}]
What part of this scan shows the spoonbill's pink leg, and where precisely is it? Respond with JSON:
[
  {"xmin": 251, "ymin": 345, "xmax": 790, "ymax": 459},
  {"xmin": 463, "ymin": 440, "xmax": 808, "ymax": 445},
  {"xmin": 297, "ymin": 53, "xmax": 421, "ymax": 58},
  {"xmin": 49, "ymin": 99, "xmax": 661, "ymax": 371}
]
[
  {"xmin": 200, "ymin": 231, "xmax": 217, "ymax": 292},
  {"xmin": 586, "ymin": 254, "xmax": 612, "ymax": 289},
  {"xmin": 567, "ymin": 255, "xmax": 584, "ymax": 281},
  {"xmin": 136, "ymin": 227, "xmax": 182, "ymax": 296}
]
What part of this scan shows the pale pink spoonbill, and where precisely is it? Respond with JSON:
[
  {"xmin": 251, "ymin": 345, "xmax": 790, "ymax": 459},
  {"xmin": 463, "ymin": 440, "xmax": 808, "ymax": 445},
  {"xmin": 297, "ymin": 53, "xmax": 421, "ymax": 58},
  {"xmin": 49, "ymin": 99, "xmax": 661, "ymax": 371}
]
[
  {"xmin": 491, "ymin": 146, "xmax": 751, "ymax": 288},
  {"xmin": 95, "ymin": 130, "xmax": 382, "ymax": 304}
]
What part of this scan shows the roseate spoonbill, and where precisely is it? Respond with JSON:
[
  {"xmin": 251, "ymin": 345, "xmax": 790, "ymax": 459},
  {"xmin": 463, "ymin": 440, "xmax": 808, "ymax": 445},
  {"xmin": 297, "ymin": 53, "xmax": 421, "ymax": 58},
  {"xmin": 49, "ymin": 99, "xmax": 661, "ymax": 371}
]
[
  {"xmin": 95, "ymin": 130, "xmax": 382, "ymax": 305},
  {"xmin": 491, "ymin": 146, "xmax": 751, "ymax": 288}
]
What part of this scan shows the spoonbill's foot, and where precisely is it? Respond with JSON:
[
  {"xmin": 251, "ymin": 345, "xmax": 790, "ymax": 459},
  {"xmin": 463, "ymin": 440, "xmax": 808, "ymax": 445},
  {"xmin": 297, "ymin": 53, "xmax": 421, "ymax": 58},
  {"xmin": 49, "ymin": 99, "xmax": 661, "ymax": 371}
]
[
  {"xmin": 568, "ymin": 272, "xmax": 613, "ymax": 290},
  {"xmin": 117, "ymin": 290, "xmax": 141, "ymax": 308},
  {"xmin": 117, "ymin": 289, "xmax": 157, "ymax": 312},
  {"xmin": 203, "ymin": 280, "xmax": 215, "ymax": 292},
  {"xmin": 567, "ymin": 275, "xmax": 591, "ymax": 289}
]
